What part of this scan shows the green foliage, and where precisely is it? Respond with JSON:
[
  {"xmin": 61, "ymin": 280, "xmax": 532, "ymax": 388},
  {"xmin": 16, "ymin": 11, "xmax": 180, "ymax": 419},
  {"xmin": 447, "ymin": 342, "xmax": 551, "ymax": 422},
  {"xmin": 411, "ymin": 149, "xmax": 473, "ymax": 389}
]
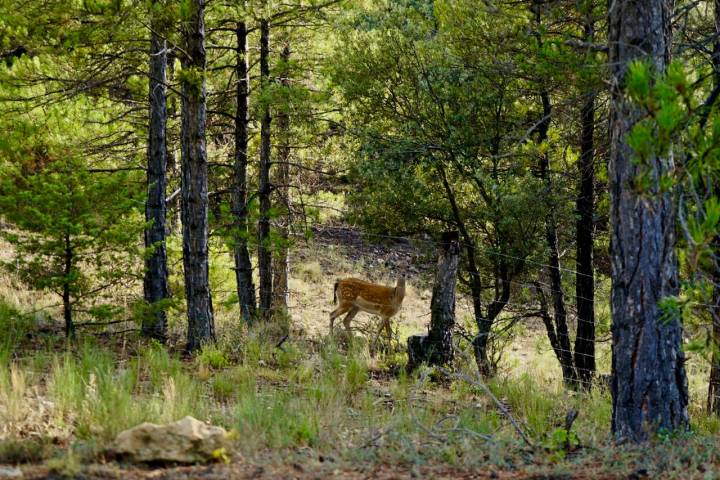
[
  {"xmin": 543, "ymin": 427, "xmax": 580, "ymax": 461},
  {"xmin": 0, "ymin": 54, "xmax": 145, "ymax": 329}
]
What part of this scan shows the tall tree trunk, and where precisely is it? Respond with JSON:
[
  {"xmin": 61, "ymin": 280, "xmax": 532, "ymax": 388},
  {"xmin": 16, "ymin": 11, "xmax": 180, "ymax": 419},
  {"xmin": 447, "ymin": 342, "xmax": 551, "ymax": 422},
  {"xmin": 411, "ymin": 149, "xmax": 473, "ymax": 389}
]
[
  {"xmin": 257, "ymin": 18, "xmax": 273, "ymax": 320},
  {"xmin": 532, "ymin": 2, "xmax": 576, "ymax": 387},
  {"xmin": 573, "ymin": 11, "xmax": 597, "ymax": 389},
  {"xmin": 63, "ymin": 233, "xmax": 74, "ymax": 338},
  {"xmin": 142, "ymin": 3, "xmax": 170, "ymax": 341},
  {"xmin": 537, "ymin": 89, "xmax": 577, "ymax": 386},
  {"xmin": 232, "ymin": 18, "xmax": 256, "ymax": 325},
  {"xmin": 272, "ymin": 42, "xmax": 291, "ymax": 312},
  {"xmin": 608, "ymin": 0, "xmax": 688, "ymax": 441},
  {"xmin": 180, "ymin": 0, "xmax": 215, "ymax": 352},
  {"xmin": 574, "ymin": 89, "xmax": 596, "ymax": 389},
  {"xmin": 707, "ymin": 0, "xmax": 720, "ymax": 416}
]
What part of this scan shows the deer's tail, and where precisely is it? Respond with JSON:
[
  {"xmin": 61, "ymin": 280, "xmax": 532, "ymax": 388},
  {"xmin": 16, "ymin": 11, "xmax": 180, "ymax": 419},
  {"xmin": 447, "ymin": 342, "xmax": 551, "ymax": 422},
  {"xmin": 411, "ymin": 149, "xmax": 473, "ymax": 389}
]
[{"xmin": 333, "ymin": 280, "xmax": 339, "ymax": 305}]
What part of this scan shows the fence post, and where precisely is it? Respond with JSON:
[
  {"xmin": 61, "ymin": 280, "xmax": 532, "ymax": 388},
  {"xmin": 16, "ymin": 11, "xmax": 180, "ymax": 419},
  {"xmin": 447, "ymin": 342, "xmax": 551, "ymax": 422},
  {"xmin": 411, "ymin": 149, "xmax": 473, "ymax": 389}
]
[{"xmin": 407, "ymin": 231, "xmax": 460, "ymax": 372}]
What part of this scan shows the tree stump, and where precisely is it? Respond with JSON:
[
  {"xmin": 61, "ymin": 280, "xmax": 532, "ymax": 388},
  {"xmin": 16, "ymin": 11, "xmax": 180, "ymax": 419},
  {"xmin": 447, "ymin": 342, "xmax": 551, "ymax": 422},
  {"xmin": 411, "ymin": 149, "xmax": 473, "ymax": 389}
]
[{"xmin": 407, "ymin": 231, "xmax": 459, "ymax": 373}]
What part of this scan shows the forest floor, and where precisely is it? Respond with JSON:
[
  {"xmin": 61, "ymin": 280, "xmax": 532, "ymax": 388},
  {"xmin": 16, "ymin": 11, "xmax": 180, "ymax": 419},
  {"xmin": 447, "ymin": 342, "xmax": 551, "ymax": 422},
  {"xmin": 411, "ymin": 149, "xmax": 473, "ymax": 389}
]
[{"xmin": 1, "ymin": 227, "xmax": 719, "ymax": 479}]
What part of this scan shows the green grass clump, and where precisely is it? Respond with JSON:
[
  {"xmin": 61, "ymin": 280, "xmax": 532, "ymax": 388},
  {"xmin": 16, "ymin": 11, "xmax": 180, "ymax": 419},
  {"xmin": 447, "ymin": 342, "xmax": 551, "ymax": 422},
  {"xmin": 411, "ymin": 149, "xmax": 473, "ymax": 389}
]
[
  {"xmin": 0, "ymin": 300, "xmax": 36, "ymax": 359},
  {"xmin": 198, "ymin": 344, "xmax": 231, "ymax": 369},
  {"xmin": 0, "ymin": 438, "xmax": 52, "ymax": 464},
  {"xmin": 212, "ymin": 372, "xmax": 236, "ymax": 402},
  {"xmin": 45, "ymin": 449, "xmax": 81, "ymax": 478}
]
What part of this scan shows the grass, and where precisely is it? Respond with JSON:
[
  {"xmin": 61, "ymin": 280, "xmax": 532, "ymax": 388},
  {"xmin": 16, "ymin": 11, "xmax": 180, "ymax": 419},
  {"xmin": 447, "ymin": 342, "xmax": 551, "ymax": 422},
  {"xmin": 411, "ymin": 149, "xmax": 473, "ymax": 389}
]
[
  {"xmin": 0, "ymin": 323, "xmax": 719, "ymax": 478},
  {"xmin": 2, "ymin": 238, "xmax": 720, "ymax": 477}
]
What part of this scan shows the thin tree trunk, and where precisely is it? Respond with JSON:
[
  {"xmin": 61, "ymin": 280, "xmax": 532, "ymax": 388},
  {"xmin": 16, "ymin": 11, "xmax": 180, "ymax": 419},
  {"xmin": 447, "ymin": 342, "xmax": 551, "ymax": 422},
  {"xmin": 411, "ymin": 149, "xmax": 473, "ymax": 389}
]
[
  {"xmin": 537, "ymin": 88, "xmax": 577, "ymax": 387},
  {"xmin": 573, "ymin": 11, "xmax": 597, "ymax": 388},
  {"xmin": 436, "ymin": 161, "xmax": 510, "ymax": 376},
  {"xmin": 257, "ymin": 18, "xmax": 273, "ymax": 320},
  {"xmin": 232, "ymin": 18, "xmax": 256, "ymax": 324},
  {"xmin": 272, "ymin": 42, "xmax": 291, "ymax": 312},
  {"xmin": 142, "ymin": 3, "xmax": 170, "ymax": 341},
  {"xmin": 531, "ymin": 2, "xmax": 576, "ymax": 387},
  {"xmin": 608, "ymin": 0, "xmax": 688, "ymax": 441},
  {"xmin": 63, "ymin": 233, "xmax": 74, "ymax": 338},
  {"xmin": 707, "ymin": 0, "xmax": 720, "ymax": 416},
  {"xmin": 574, "ymin": 89, "xmax": 596, "ymax": 389},
  {"xmin": 180, "ymin": 0, "xmax": 215, "ymax": 352}
]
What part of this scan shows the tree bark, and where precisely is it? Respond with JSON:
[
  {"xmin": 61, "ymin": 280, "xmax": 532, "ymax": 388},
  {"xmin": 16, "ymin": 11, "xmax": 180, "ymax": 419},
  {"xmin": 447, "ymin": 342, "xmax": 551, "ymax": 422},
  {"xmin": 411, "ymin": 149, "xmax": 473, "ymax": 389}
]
[
  {"xmin": 707, "ymin": 0, "xmax": 720, "ymax": 416},
  {"xmin": 427, "ymin": 231, "xmax": 459, "ymax": 364},
  {"xmin": 232, "ymin": 18, "xmax": 256, "ymax": 325},
  {"xmin": 608, "ymin": 0, "xmax": 688, "ymax": 441},
  {"xmin": 142, "ymin": 2, "xmax": 170, "ymax": 341},
  {"xmin": 574, "ymin": 89, "xmax": 596, "ymax": 389},
  {"xmin": 272, "ymin": 42, "xmax": 291, "ymax": 312},
  {"xmin": 63, "ymin": 233, "xmax": 74, "ymax": 338},
  {"xmin": 573, "ymin": 12, "xmax": 597, "ymax": 389},
  {"xmin": 180, "ymin": 0, "xmax": 215, "ymax": 352},
  {"xmin": 407, "ymin": 232, "xmax": 459, "ymax": 372},
  {"xmin": 537, "ymin": 88, "xmax": 577, "ymax": 387},
  {"xmin": 258, "ymin": 17, "xmax": 273, "ymax": 320}
]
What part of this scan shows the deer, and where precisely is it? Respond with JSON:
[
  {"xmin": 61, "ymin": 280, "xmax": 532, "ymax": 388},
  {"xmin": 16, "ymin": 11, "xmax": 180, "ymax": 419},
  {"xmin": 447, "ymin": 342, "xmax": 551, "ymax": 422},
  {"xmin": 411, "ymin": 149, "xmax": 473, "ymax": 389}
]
[{"xmin": 329, "ymin": 269, "xmax": 407, "ymax": 349}]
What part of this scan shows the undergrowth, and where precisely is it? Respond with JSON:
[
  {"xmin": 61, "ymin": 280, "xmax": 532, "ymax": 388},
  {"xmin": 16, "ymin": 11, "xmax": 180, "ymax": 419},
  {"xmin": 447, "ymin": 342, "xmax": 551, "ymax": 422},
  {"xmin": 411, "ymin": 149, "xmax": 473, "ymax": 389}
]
[{"xmin": 0, "ymin": 296, "xmax": 719, "ymax": 478}]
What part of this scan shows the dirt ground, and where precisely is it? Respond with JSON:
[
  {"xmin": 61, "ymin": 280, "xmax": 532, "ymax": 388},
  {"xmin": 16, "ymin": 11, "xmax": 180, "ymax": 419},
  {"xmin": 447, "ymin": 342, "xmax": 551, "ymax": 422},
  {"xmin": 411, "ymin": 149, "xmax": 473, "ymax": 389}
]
[{"xmin": 14, "ymin": 457, "xmax": 629, "ymax": 480}]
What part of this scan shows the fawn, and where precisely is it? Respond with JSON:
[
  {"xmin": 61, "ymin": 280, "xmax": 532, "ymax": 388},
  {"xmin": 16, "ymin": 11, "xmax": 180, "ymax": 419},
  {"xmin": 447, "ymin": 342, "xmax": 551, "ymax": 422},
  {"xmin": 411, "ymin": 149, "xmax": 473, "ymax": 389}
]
[{"xmin": 329, "ymin": 270, "xmax": 406, "ymax": 346}]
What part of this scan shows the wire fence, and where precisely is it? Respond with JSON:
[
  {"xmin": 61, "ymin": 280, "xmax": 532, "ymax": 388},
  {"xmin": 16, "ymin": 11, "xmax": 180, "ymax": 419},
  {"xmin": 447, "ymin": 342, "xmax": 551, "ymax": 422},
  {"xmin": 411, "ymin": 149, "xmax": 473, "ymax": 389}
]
[
  {"xmin": 67, "ymin": 221, "xmax": 714, "ymax": 376},
  {"xmin": 308, "ymin": 224, "xmax": 720, "ymax": 312}
]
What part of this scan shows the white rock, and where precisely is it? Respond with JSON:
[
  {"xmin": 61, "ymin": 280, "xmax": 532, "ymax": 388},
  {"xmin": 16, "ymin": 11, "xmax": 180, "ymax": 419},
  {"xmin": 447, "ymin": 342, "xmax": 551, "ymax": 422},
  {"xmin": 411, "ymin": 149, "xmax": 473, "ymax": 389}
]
[{"xmin": 111, "ymin": 416, "xmax": 229, "ymax": 464}]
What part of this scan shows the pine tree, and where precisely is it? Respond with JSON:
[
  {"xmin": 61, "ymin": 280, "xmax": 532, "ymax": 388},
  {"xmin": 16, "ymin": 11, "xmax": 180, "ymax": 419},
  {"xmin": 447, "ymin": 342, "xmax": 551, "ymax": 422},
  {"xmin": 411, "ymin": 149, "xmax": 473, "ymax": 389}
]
[{"xmin": 180, "ymin": 0, "xmax": 215, "ymax": 351}]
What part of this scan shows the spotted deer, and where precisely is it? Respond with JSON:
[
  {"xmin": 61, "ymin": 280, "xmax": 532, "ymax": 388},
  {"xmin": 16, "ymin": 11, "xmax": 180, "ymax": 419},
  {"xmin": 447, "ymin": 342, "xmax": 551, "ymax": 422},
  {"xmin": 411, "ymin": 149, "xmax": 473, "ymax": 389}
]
[{"xmin": 329, "ymin": 271, "xmax": 406, "ymax": 345}]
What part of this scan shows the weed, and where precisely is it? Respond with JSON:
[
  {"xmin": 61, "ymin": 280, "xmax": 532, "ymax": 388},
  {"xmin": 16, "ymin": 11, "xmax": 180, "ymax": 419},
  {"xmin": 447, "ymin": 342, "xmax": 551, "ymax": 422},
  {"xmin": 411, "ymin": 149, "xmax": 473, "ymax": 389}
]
[
  {"xmin": 0, "ymin": 438, "xmax": 52, "ymax": 464},
  {"xmin": 45, "ymin": 448, "xmax": 81, "ymax": 478},
  {"xmin": 212, "ymin": 373, "xmax": 235, "ymax": 402},
  {"xmin": 198, "ymin": 344, "xmax": 230, "ymax": 369}
]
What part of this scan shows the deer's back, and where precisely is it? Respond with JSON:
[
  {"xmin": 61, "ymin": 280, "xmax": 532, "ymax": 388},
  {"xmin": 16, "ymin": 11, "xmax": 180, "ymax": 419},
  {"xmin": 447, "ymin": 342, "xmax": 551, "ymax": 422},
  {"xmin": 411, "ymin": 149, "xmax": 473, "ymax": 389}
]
[{"xmin": 337, "ymin": 278, "xmax": 395, "ymax": 304}]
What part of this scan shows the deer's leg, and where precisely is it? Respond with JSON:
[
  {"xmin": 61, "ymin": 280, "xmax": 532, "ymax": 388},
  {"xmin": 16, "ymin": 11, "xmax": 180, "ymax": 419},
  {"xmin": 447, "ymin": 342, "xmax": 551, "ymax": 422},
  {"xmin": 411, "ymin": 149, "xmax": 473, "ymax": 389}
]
[
  {"xmin": 371, "ymin": 317, "xmax": 388, "ymax": 353},
  {"xmin": 342, "ymin": 306, "xmax": 360, "ymax": 333},
  {"xmin": 329, "ymin": 303, "xmax": 351, "ymax": 333},
  {"xmin": 384, "ymin": 318, "xmax": 393, "ymax": 350}
]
